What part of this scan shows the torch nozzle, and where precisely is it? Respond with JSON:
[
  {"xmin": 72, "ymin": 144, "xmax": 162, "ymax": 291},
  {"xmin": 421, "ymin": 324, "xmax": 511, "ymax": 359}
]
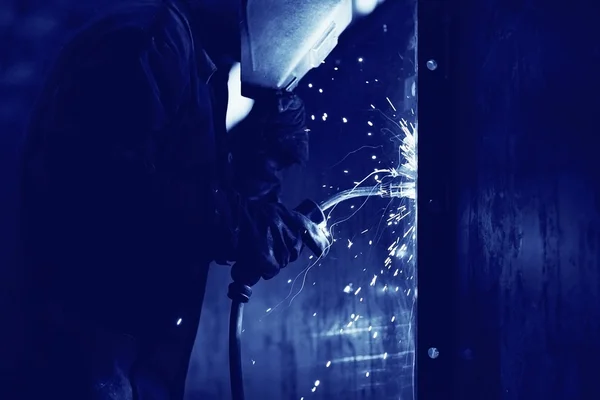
[{"xmin": 319, "ymin": 178, "xmax": 415, "ymax": 212}]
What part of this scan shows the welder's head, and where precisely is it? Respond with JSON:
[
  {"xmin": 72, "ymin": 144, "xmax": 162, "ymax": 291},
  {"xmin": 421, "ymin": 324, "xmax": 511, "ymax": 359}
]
[{"xmin": 190, "ymin": 0, "xmax": 353, "ymax": 97}]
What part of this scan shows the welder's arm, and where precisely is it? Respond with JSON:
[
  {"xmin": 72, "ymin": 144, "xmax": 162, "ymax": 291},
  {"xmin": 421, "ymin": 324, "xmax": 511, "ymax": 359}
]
[
  {"xmin": 225, "ymin": 94, "xmax": 331, "ymax": 282},
  {"xmin": 57, "ymin": 27, "xmax": 326, "ymax": 273}
]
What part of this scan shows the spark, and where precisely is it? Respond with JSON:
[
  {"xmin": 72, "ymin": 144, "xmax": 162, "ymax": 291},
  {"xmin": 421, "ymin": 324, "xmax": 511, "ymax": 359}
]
[{"xmin": 386, "ymin": 97, "xmax": 397, "ymax": 112}]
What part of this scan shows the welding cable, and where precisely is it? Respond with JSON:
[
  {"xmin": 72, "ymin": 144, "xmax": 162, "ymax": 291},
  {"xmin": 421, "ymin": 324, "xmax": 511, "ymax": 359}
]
[{"xmin": 227, "ymin": 281, "xmax": 253, "ymax": 400}]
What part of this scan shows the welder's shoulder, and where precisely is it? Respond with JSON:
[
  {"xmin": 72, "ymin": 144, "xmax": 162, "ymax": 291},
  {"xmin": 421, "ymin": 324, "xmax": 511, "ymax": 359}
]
[{"xmin": 64, "ymin": 1, "xmax": 195, "ymax": 71}]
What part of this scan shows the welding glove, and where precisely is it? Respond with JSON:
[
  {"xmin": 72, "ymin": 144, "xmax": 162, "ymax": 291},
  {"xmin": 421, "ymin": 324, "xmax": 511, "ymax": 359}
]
[
  {"xmin": 230, "ymin": 200, "xmax": 330, "ymax": 285},
  {"xmin": 220, "ymin": 92, "xmax": 331, "ymax": 284}
]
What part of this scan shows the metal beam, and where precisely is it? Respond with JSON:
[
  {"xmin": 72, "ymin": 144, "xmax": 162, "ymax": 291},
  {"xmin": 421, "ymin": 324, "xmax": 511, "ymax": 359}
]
[{"xmin": 416, "ymin": 0, "xmax": 458, "ymax": 398}]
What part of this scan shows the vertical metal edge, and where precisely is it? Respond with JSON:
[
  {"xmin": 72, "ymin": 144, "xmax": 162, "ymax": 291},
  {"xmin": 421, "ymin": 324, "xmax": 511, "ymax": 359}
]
[{"xmin": 416, "ymin": 0, "xmax": 457, "ymax": 398}]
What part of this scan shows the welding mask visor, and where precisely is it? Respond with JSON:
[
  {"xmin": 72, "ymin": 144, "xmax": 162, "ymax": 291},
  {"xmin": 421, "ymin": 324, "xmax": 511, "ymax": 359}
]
[{"xmin": 240, "ymin": 0, "xmax": 353, "ymax": 97}]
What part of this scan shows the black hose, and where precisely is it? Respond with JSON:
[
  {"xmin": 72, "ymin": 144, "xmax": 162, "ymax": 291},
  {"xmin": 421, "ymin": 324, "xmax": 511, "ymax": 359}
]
[
  {"xmin": 227, "ymin": 282, "xmax": 253, "ymax": 400},
  {"xmin": 229, "ymin": 300, "xmax": 245, "ymax": 400}
]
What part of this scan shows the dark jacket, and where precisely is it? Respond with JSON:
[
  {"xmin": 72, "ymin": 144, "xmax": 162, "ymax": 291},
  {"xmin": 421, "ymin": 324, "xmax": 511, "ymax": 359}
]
[{"xmin": 18, "ymin": 1, "xmax": 242, "ymax": 398}]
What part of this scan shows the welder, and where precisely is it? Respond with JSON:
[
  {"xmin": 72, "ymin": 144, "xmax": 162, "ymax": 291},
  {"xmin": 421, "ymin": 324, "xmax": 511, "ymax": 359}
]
[{"xmin": 14, "ymin": 0, "xmax": 352, "ymax": 398}]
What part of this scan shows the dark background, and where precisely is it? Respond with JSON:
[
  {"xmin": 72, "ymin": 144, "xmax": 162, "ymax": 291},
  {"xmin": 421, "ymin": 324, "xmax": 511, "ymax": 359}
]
[{"xmin": 1, "ymin": 0, "xmax": 599, "ymax": 399}]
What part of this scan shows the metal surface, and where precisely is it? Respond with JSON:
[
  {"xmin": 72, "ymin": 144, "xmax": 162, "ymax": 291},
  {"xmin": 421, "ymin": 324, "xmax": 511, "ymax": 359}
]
[{"xmin": 418, "ymin": 0, "xmax": 600, "ymax": 398}]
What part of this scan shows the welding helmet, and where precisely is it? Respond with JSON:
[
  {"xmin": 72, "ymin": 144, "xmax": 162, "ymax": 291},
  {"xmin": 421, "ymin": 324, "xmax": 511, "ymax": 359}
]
[{"xmin": 240, "ymin": 0, "xmax": 353, "ymax": 97}]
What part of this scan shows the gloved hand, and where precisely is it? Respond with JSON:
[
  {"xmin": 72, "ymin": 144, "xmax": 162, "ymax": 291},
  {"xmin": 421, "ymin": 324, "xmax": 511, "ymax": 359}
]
[{"xmin": 230, "ymin": 200, "xmax": 331, "ymax": 287}]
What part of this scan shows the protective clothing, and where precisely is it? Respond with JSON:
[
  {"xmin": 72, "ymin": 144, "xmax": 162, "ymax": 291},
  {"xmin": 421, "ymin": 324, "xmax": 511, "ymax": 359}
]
[
  {"xmin": 240, "ymin": 0, "xmax": 353, "ymax": 94},
  {"xmin": 16, "ymin": 1, "xmax": 329, "ymax": 399},
  {"xmin": 226, "ymin": 92, "xmax": 331, "ymax": 277}
]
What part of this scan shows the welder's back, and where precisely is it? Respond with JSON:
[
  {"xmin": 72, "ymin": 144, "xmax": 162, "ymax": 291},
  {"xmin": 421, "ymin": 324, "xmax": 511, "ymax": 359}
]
[{"xmin": 16, "ymin": 1, "xmax": 221, "ymax": 398}]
